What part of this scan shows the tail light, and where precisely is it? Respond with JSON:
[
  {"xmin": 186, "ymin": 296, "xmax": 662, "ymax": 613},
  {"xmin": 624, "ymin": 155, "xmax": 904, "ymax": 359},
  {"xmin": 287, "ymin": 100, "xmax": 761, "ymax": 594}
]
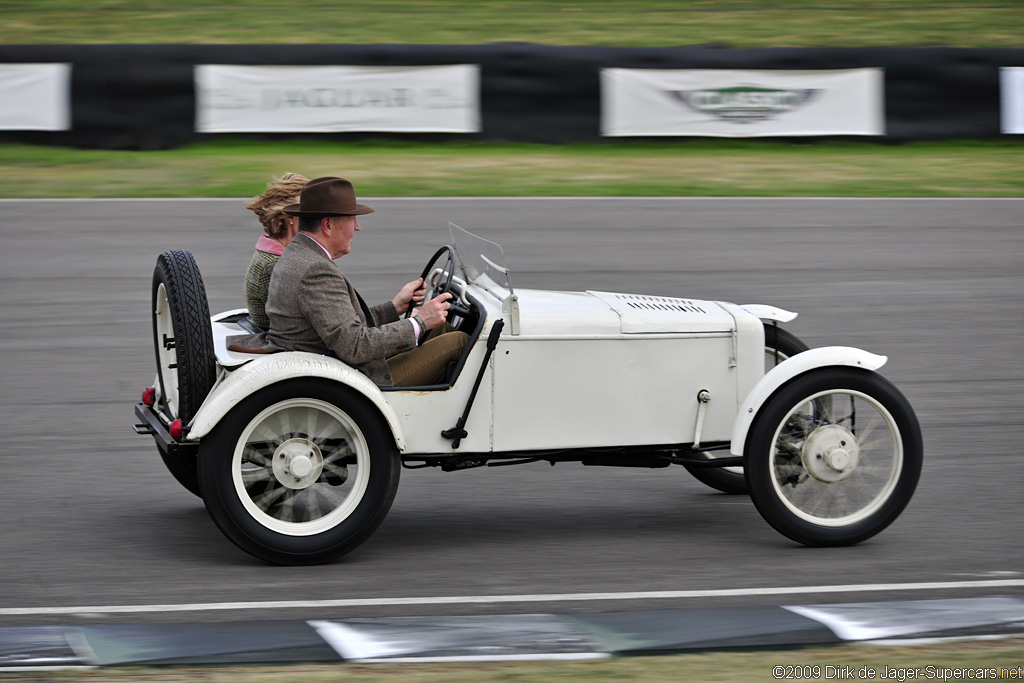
[
  {"xmin": 169, "ymin": 419, "xmax": 183, "ymax": 441},
  {"xmin": 142, "ymin": 387, "xmax": 156, "ymax": 407}
]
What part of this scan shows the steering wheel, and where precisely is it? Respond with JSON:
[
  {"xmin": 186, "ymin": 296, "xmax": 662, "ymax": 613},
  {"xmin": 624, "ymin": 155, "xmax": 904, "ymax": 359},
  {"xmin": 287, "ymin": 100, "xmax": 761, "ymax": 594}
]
[{"xmin": 406, "ymin": 245, "xmax": 465, "ymax": 319}]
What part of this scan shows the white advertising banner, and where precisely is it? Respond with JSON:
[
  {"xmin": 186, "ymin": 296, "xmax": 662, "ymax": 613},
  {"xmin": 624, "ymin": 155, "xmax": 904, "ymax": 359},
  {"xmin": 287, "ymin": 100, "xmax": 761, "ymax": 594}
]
[
  {"xmin": 601, "ymin": 68, "xmax": 884, "ymax": 137},
  {"xmin": 195, "ymin": 64, "xmax": 480, "ymax": 133},
  {"xmin": 1000, "ymin": 67, "xmax": 1024, "ymax": 134},
  {"xmin": 0, "ymin": 63, "xmax": 71, "ymax": 131}
]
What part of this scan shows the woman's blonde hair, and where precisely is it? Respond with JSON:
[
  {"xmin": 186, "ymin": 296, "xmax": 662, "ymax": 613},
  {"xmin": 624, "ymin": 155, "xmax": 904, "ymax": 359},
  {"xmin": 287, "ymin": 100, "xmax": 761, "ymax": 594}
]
[{"xmin": 245, "ymin": 172, "xmax": 309, "ymax": 239}]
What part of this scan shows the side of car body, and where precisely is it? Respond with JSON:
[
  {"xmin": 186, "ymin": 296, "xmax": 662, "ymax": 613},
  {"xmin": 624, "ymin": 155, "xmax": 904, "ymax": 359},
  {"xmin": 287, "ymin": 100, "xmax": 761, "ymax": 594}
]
[{"xmin": 134, "ymin": 225, "xmax": 922, "ymax": 564}]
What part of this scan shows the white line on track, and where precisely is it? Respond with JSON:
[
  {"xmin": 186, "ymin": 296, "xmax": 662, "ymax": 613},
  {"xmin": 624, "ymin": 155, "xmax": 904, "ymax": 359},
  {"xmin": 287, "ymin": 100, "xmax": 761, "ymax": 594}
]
[{"xmin": 2, "ymin": 579, "xmax": 1022, "ymax": 617}]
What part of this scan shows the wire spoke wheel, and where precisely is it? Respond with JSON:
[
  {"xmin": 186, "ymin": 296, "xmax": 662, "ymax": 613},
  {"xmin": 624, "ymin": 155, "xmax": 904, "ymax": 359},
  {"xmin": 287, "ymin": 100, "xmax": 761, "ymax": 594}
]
[
  {"xmin": 746, "ymin": 367, "xmax": 922, "ymax": 546},
  {"xmin": 769, "ymin": 390, "xmax": 900, "ymax": 526}
]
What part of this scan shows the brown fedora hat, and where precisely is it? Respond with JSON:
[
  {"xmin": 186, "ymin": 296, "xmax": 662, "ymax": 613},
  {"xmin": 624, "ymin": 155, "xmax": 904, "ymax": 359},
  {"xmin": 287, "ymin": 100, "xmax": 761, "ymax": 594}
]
[{"xmin": 282, "ymin": 177, "xmax": 374, "ymax": 217}]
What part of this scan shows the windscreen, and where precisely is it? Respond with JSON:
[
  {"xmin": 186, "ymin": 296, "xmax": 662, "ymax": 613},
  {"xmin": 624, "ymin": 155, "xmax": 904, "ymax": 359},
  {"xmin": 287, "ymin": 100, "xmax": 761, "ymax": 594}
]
[{"xmin": 449, "ymin": 222, "xmax": 514, "ymax": 301}]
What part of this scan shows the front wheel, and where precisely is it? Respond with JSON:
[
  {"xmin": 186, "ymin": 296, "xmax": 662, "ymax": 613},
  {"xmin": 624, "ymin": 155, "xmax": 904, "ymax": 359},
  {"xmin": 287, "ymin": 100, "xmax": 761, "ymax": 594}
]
[
  {"xmin": 198, "ymin": 379, "xmax": 401, "ymax": 565},
  {"xmin": 745, "ymin": 367, "xmax": 922, "ymax": 547},
  {"xmin": 684, "ymin": 323, "xmax": 809, "ymax": 494}
]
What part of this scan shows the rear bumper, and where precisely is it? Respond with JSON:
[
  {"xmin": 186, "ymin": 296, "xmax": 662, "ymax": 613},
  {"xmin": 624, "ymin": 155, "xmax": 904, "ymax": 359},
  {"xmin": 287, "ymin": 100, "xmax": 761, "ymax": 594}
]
[{"xmin": 133, "ymin": 403, "xmax": 199, "ymax": 455}]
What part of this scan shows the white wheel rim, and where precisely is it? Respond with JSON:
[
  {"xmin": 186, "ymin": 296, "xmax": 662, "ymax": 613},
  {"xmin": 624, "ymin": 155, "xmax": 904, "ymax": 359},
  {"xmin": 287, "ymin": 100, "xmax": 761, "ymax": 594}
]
[
  {"xmin": 769, "ymin": 389, "xmax": 902, "ymax": 527},
  {"xmin": 231, "ymin": 398, "xmax": 371, "ymax": 536},
  {"xmin": 154, "ymin": 282, "xmax": 179, "ymax": 417}
]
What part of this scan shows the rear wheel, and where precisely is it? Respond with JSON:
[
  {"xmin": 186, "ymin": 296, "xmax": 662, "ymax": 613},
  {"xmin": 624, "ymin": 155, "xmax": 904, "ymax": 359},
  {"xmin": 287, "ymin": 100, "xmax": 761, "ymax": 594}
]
[
  {"xmin": 152, "ymin": 250, "xmax": 216, "ymax": 496},
  {"xmin": 745, "ymin": 367, "xmax": 922, "ymax": 546},
  {"xmin": 684, "ymin": 324, "xmax": 808, "ymax": 494},
  {"xmin": 198, "ymin": 379, "xmax": 401, "ymax": 565},
  {"xmin": 156, "ymin": 444, "xmax": 201, "ymax": 499}
]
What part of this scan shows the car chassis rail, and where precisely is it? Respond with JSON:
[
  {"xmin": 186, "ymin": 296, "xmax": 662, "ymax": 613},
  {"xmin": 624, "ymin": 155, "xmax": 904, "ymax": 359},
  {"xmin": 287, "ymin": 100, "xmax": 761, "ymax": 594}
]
[
  {"xmin": 134, "ymin": 401, "xmax": 738, "ymax": 473},
  {"xmin": 401, "ymin": 443, "xmax": 739, "ymax": 472},
  {"xmin": 133, "ymin": 403, "xmax": 199, "ymax": 457}
]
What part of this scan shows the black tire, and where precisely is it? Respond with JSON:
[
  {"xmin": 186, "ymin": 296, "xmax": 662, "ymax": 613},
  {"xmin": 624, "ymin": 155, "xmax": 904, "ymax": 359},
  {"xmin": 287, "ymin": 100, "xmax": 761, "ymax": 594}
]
[
  {"xmin": 763, "ymin": 324, "xmax": 808, "ymax": 372},
  {"xmin": 684, "ymin": 323, "xmax": 810, "ymax": 495},
  {"xmin": 198, "ymin": 379, "xmax": 401, "ymax": 565},
  {"xmin": 151, "ymin": 250, "xmax": 216, "ymax": 497},
  {"xmin": 152, "ymin": 250, "xmax": 216, "ymax": 423},
  {"xmin": 744, "ymin": 367, "xmax": 922, "ymax": 547},
  {"xmin": 157, "ymin": 444, "xmax": 201, "ymax": 498}
]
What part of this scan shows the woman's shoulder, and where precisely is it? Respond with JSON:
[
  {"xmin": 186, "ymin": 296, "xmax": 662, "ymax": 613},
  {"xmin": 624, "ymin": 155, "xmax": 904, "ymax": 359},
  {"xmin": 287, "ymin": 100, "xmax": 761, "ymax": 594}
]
[{"xmin": 247, "ymin": 249, "xmax": 279, "ymax": 271}]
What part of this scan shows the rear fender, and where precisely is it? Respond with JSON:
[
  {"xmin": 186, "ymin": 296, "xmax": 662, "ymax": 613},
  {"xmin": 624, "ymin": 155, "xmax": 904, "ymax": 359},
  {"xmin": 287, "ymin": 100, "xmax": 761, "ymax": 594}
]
[
  {"xmin": 186, "ymin": 352, "xmax": 405, "ymax": 449},
  {"xmin": 729, "ymin": 346, "xmax": 887, "ymax": 456}
]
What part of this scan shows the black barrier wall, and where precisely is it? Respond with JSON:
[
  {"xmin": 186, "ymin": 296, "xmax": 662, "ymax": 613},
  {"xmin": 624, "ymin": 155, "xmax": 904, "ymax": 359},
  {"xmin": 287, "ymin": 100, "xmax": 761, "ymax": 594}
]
[{"xmin": 1, "ymin": 43, "xmax": 1022, "ymax": 149}]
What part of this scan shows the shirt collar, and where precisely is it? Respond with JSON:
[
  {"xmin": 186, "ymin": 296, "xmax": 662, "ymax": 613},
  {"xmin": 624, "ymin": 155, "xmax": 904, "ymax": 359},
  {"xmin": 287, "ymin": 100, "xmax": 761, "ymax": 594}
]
[{"xmin": 299, "ymin": 231, "xmax": 333, "ymax": 259}]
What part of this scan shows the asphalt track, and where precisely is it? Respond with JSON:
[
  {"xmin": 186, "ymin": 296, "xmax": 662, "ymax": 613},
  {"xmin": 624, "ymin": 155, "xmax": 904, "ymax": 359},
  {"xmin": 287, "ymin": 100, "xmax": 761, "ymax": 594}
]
[{"xmin": 0, "ymin": 197, "xmax": 1021, "ymax": 628}]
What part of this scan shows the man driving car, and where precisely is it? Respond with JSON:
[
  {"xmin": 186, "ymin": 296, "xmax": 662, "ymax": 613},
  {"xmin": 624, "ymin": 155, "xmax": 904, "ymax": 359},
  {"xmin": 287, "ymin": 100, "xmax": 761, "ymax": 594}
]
[{"xmin": 228, "ymin": 176, "xmax": 468, "ymax": 386}]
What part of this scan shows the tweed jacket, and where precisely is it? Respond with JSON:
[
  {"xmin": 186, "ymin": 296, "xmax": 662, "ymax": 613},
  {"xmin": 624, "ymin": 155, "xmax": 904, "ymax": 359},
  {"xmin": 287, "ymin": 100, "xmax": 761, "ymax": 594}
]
[
  {"xmin": 228, "ymin": 233, "xmax": 417, "ymax": 385},
  {"xmin": 243, "ymin": 235, "xmax": 285, "ymax": 330}
]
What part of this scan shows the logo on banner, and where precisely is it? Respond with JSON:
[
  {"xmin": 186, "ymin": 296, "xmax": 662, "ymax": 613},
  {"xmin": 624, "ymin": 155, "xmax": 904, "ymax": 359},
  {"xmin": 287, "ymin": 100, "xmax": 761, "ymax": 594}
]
[
  {"xmin": 207, "ymin": 87, "xmax": 470, "ymax": 112},
  {"xmin": 195, "ymin": 64, "xmax": 479, "ymax": 133},
  {"xmin": 666, "ymin": 86, "xmax": 820, "ymax": 124}
]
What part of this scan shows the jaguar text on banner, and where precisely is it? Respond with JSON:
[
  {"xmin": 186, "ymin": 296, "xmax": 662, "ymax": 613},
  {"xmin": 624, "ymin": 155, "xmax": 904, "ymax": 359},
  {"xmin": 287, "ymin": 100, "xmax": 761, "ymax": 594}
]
[{"xmin": 195, "ymin": 64, "xmax": 480, "ymax": 133}]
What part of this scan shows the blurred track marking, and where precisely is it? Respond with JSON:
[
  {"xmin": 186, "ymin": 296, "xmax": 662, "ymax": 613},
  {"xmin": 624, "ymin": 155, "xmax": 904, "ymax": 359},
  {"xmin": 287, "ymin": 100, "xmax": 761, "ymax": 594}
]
[{"xmin": 2, "ymin": 579, "xmax": 1023, "ymax": 616}]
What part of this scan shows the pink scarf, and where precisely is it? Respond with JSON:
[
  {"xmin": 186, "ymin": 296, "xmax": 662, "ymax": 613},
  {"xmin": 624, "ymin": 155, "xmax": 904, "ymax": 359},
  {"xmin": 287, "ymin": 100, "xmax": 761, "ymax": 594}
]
[{"xmin": 255, "ymin": 234, "xmax": 285, "ymax": 256}]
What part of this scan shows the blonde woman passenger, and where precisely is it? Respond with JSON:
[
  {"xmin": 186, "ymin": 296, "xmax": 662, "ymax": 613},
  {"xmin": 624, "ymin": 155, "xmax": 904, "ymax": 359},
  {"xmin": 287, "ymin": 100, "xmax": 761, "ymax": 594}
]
[{"xmin": 243, "ymin": 172, "xmax": 309, "ymax": 329}]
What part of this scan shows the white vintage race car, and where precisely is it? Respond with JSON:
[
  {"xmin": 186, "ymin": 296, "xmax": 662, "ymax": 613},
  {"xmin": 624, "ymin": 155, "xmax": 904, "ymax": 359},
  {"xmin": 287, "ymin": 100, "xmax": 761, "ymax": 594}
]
[{"xmin": 134, "ymin": 224, "xmax": 922, "ymax": 565}]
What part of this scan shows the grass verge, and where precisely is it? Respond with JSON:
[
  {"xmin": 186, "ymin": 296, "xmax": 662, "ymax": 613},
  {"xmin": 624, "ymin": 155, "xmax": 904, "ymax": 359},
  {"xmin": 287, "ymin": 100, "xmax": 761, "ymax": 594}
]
[
  {"xmin": 2, "ymin": 0, "xmax": 1022, "ymax": 48},
  {"xmin": 2, "ymin": 139, "xmax": 1022, "ymax": 199}
]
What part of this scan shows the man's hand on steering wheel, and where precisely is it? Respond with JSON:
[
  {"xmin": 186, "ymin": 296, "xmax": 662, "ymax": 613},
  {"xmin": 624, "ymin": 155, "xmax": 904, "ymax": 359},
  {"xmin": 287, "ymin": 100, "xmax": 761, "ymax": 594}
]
[
  {"xmin": 393, "ymin": 278, "xmax": 426, "ymax": 316},
  {"xmin": 403, "ymin": 245, "xmax": 470, "ymax": 320},
  {"xmin": 413, "ymin": 292, "xmax": 452, "ymax": 330},
  {"xmin": 406, "ymin": 246, "xmax": 455, "ymax": 318}
]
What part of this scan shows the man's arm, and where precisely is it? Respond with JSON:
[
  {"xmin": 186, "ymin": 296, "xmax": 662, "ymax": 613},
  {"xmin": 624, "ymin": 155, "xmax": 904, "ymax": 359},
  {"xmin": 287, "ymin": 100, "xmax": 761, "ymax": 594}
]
[
  {"xmin": 370, "ymin": 300, "xmax": 401, "ymax": 325},
  {"xmin": 299, "ymin": 261, "xmax": 417, "ymax": 365}
]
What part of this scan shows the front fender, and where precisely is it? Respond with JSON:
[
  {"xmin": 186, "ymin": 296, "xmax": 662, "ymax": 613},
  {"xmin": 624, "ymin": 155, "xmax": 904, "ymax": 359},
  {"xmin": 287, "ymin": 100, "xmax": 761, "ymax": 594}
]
[
  {"xmin": 741, "ymin": 303, "xmax": 798, "ymax": 323},
  {"xmin": 186, "ymin": 352, "xmax": 406, "ymax": 450},
  {"xmin": 729, "ymin": 346, "xmax": 887, "ymax": 456}
]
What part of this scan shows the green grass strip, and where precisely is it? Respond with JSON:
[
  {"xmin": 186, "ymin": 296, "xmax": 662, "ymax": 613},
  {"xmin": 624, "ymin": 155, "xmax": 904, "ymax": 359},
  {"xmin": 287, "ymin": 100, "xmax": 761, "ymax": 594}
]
[
  {"xmin": 2, "ymin": 139, "xmax": 1021, "ymax": 198},
  {"xmin": 3, "ymin": 0, "xmax": 1022, "ymax": 48}
]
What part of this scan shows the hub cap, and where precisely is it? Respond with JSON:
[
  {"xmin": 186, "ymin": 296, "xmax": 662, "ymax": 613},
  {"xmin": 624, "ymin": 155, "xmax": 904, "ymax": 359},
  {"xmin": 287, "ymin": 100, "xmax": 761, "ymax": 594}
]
[
  {"xmin": 272, "ymin": 438, "xmax": 324, "ymax": 489},
  {"xmin": 802, "ymin": 424, "xmax": 860, "ymax": 483}
]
